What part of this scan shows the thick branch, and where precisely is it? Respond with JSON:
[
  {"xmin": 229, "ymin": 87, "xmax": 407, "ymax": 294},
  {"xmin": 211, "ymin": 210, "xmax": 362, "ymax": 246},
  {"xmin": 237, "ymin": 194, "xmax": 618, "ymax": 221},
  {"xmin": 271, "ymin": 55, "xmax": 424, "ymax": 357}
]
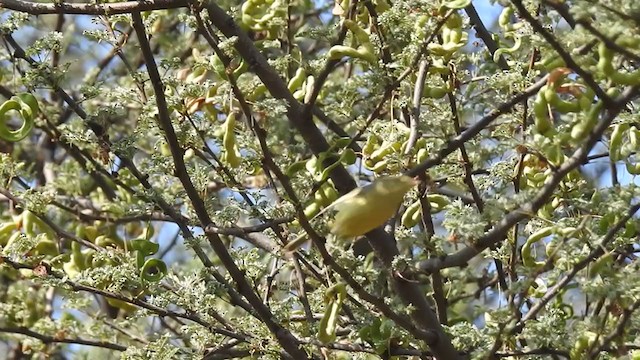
[
  {"xmin": 0, "ymin": 0, "xmax": 191, "ymax": 15},
  {"xmin": 0, "ymin": 326, "xmax": 127, "ymax": 352}
]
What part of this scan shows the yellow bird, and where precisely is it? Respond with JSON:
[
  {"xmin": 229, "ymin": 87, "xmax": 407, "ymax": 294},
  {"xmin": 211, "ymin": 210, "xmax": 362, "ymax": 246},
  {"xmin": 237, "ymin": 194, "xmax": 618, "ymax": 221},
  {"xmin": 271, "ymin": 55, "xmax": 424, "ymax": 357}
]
[{"xmin": 284, "ymin": 175, "xmax": 418, "ymax": 252}]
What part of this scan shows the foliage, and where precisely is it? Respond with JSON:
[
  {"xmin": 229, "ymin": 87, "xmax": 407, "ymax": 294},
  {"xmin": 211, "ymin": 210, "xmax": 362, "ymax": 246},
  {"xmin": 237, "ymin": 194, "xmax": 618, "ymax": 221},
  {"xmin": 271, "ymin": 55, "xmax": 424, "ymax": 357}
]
[{"xmin": 0, "ymin": 0, "xmax": 640, "ymax": 359}]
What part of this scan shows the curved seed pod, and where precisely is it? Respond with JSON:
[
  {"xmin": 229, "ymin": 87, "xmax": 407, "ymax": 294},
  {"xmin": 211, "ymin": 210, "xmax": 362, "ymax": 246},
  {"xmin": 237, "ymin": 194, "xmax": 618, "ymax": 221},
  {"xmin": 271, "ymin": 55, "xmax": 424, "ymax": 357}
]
[
  {"xmin": 610, "ymin": 123, "xmax": 629, "ymax": 162},
  {"xmin": 570, "ymin": 331, "xmax": 597, "ymax": 360},
  {"xmin": 222, "ymin": 112, "xmax": 242, "ymax": 168},
  {"xmin": 423, "ymin": 85, "xmax": 450, "ymax": 99},
  {"xmin": 95, "ymin": 235, "xmax": 125, "ymax": 249},
  {"xmin": 3, "ymin": 231, "xmax": 24, "ymax": 251},
  {"xmin": 537, "ymin": 203, "xmax": 553, "ymax": 220},
  {"xmin": 588, "ymin": 253, "xmax": 614, "ymax": 278},
  {"xmin": 571, "ymin": 100, "xmax": 603, "ymax": 140},
  {"xmin": 369, "ymin": 140, "xmax": 400, "ymax": 162},
  {"xmin": 34, "ymin": 238, "xmax": 58, "ymax": 256},
  {"xmin": 440, "ymin": 0, "xmax": 471, "ymax": 10},
  {"xmin": 598, "ymin": 43, "xmax": 640, "ymax": 85},
  {"xmin": 629, "ymin": 127, "xmax": 640, "ymax": 149},
  {"xmin": 314, "ymin": 184, "xmax": 332, "ymax": 207},
  {"xmin": 303, "ymin": 201, "xmax": 321, "ymax": 220},
  {"xmin": 401, "ymin": 200, "xmax": 422, "ymax": 228},
  {"xmin": 545, "ymin": 235, "xmax": 560, "ymax": 258},
  {"xmin": 533, "ymin": 90, "xmax": 553, "ymax": 135},
  {"xmin": 318, "ymin": 283, "xmax": 347, "ymax": 343},
  {"xmin": 493, "ymin": 32, "xmax": 522, "ymax": 63},
  {"xmin": 341, "ymin": 148, "xmax": 357, "ymax": 165},
  {"xmin": 22, "ymin": 211, "xmax": 55, "ymax": 239},
  {"xmin": 106, "ymin": 297, "xmax": 139, "ymax": 314},
  {"xmin": 416, "ymin": 148, "xmax": 428, "ymax": 163},
  {"xmin": 534, "ymin": 54, "xmax": 566, "ymax": 71},
  {"xmin": 327, "ymin": 44, "xmax": 377, "ymax": 64},
  {"xmin": 327, "ymin": 20, "xmax": 378, "ymax": 64},
  {"xmin": 140, "ymin": 259, "xmax": 168, "ymax": 282},
  {"xmin": 71, "ymin": 241, "xmax": 86, "ymax": 271},
  {"xmin": 287, "ymin": 67, "xmax": 306, "ymax": 93},
  {"xmin": 362, "ymin": 134, "xmax": 380, "ymax": 156},
  {"xmin": 427, "ymin": 194, "xmax": 449, "ymax": 212},
  {"xmin": 627, "ymin": 161, "xmax": 640, "ymax": 175},
  {"xmin": 286, "ymin": 160, "xmax": 306, "ymax": 177},
  {"xmin": 0, "ymin": 222, "xmax": 17, "ymax": 246},
  {"xmin": 321, "ymin": 182, "xmax": 339, "ymax": 203},
  {"xmin": 0, "ymin": 93, "xmax": 38, "ymax": 142},
  {"xmin": 22, "ymin": 210, "xmax": 37, "ymax": 237},
  {"xmin": 498, "ymin": 6, "xmax": 513, "ymax": 29},
  {"xmin": 544, "ymin": 90, "xmax": 581, "ymax": 114},
  {"xmin": 63, "ymin": 259, "xmax": 81, "ymax": 278},
  {"xmin": 522, "ymin": 227, "xmax": 554, "ymax": 267},
  {"xmin": 369, "ymin": 159, "xmax": 389, "ymax": 173}
]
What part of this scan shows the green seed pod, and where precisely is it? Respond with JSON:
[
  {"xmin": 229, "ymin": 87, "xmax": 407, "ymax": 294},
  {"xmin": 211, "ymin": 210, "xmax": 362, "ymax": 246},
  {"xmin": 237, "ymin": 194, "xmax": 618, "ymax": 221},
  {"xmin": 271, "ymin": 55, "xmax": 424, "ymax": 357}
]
[
  {"xmin": 598, "ymin": 43, "xmax": 640, "ymax": 85},
  {"xmin": 303, "ymin": 202, "xmax": 321, "ymax": 220},
  {"xmin": 0, "ymin": 93, "xmax": 38, "ymax": 142},
  {"xmin": 314, "ymin": 185, "xmax": 332, "ymax": 207},
  {"xmin": 571, "ymin": 100, "xmax": 603, "ymax": 140},
  {"xmin": 0, "ymin": 222, "xmax": 17, "ymax": 246},
  {"xmin": 95, "ymin": 235, "xmax": 125, "ymax": 249},
  {"xmin": 22, "ymin": 211, "xmax": 56, "ymax": 239},
  {"xmin": 71, "ymin": 241, "xmax": 85, "ymax": 270},
  {"xmin": 629, "ymin": 127, "xmax": 640, "ymax": 149},
  {"xmin": 341, "ymin": 148, "xmax": 357, "ymax": 165},
  {"xmin": 416, "ymin": 148, "xmax": 428, "ymax": 163},
  {"xmin": 34, "ymin": 238, "xmax": 58, "ymax": 256},
  {"xmin": 401, "ymin": 200, "xmax": 422, "ymax": 228},
  {"xmin": 362, "ymin": 134, "xmax": 380, "ymax": 156},
  {"xmin": 427, "ymin": 194, "xmax": 449, "ymax": 211},
  {"xmin": 3, "ymin": 231, "xmax": 23, "ymax": 252},
  {"xmin": 522, "ymin": 227, "xmax": 554, "ymax": 267},
  {"xmin": 423, "ymin": 85, "xmax": 450, "ymax": 99},
  {"xmin": 321, "ymin": 182, "xmax": 339, "ymax": 203},
  {"xmin": 545, "ymin": 235, "xmax": 559, "ymax": 258},
  {"xmin": 534, "ymin": 55, "xmax": 566, "ymax": 71},
  {"xmin": 63, "ymin": 260, "xmax": 81, "ymax": 278},
  {"xmin": 627, "ymin": 161, "xmax": 640, "ymax": 175},
  {"xmin": 533, "ymin": 90, "xmax": 553, "ymax": 135},
  {"xmin": 597, "ymin": 43, "xmax": 615, "ymax": 76},
  {"xmin": 140, "ymin": 258, "xmax": 167, "ymax": 282},
  {"xmin": 222, "ymin": 112, "xmax": 242, "ymax": 168},
  {"xmin": 328, "ymin": 20, "xmax": 378, "ymax": 64},
  {"xmin": 570, "ymin": 331, "xmax": 597, "ymax": 360},
  {"xmin": 286, "ymin": 160, "xmax": 307, "ymax": 177},
  {"xmin": 369, "ymin": 140, "xmax": 400, "ymax": 162},
  {"xmin": 545, "ymin": 91, "xmax": 581, "ymax": 114},
  {"xmin": 318, "ymin": 283, "xmax": 347, "ymax": 343},
  {"xmin": 493, "ymin": 32, "xmax": 522, "ymax": 63},
  {"xmin": 287, "ymin": 67, "xmax": 306, "ymax": 93},
  {"xmin": 610, "ymin": 123, "xmax": 630, "ymax": 162},
  {"xmin": 498, "ymin": 7, "xmax": 513, "ymax": 29},
  {"xmin": 440, "ymin": 0, "xmax": 471, "ymax": 10},
  {"xmin": 537, "ymin": 203, "xmax": 553, "ymax": 220},
  {"xmin": 369, "ymin": 159, "xmax": 389, "ymax": 173}
]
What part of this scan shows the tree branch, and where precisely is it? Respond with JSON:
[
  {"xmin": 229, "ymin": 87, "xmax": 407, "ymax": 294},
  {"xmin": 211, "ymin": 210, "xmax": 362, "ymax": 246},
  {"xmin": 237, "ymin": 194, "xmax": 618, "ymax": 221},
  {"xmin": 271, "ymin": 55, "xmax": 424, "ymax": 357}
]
[
  {"xmin": 0, "ymin": 0, "xmax": 192, "ymax": 15},
  {"xmin": 0, "ymin": 326, "xmax": 127, "ymax": 352}
]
